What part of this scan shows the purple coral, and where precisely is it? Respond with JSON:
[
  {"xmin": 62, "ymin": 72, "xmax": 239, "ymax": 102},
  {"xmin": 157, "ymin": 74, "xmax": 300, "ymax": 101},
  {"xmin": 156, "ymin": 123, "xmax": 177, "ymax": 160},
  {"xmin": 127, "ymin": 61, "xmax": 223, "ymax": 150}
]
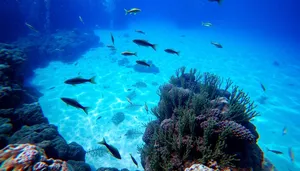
[{"xmin": 219, "ymin": 120, "xmax": 255, "ymax": 142}]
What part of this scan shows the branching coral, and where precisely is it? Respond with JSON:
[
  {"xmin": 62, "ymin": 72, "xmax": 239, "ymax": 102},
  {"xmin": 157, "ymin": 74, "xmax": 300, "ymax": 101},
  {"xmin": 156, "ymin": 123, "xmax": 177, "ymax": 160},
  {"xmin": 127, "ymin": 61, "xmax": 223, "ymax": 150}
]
[{"xmin": 140, "ymin": 67, "xmax": 262, "ymax": 171}]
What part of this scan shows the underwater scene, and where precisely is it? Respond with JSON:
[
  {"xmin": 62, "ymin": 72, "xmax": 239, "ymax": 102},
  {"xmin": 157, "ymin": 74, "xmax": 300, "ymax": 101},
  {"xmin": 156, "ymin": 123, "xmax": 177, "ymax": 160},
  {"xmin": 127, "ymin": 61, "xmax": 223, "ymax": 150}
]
[{"xmin": 0, "ymin": 0, "xmax": 299, "ymax": 171}]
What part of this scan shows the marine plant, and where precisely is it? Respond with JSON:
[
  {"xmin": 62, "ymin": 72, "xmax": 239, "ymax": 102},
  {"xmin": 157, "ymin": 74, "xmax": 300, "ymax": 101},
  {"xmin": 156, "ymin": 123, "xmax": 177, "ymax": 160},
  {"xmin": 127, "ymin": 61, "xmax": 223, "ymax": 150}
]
[{"xmin": 140, "ymin": 67, "xmax": 263, "ymax": 171}]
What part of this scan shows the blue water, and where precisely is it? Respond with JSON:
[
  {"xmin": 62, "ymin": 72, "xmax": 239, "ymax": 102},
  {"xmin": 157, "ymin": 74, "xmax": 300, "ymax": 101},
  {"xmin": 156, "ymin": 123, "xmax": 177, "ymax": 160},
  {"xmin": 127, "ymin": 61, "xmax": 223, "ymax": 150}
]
[{"xmin": 1, "ymin": 0, "xmax": 300, "ymax": 171}]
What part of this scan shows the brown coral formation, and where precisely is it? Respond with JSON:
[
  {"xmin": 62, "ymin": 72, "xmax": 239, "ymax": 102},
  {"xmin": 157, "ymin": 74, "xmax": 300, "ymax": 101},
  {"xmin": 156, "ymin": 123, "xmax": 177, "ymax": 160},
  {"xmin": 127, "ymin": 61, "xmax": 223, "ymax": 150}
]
[{"xmin": 140, "ymin": 67, "xmax": 263, "ymax": 171}]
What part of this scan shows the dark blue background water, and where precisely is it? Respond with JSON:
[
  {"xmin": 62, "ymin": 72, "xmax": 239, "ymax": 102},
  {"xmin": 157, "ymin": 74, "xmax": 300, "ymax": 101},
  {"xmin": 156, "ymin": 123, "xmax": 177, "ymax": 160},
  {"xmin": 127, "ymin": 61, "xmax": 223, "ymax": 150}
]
[{"xmin": 0, "ymin": 0, "xmax": 298, "ymax": 43}]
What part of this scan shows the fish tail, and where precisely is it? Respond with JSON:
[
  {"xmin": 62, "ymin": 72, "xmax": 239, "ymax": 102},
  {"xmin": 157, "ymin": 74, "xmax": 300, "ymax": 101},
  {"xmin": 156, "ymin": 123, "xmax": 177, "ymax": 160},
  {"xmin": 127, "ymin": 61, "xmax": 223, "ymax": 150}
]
[
  {"xmin": 134, "ymin": 52, "xmax": 138, "ymax": 56},
  {"xmin": 90, "ymin": 76, "xmax": 96, "ymax": 84},
  {"xmin": 151, "ymin": 44, "xmax": 157, "ymax": 51},
  {"xmin": 98, "ymin": 138, "xmax": 106, "ymax": 145},
  {"xmin": 124, "ymin": 9, "xmax": 128, "ymax": 15},
  {"xmin": 176, "ymin": 51, "xmax": 180, "ymax": 56},
  {"xmin": 83, "ymin": 107, "xmax": 90, "ymax": 115}
]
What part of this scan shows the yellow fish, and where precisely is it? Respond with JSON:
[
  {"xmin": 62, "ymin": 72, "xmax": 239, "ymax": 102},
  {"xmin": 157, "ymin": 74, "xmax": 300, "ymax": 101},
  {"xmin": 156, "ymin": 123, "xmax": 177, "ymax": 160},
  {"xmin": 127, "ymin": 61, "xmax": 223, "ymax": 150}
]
[
  {"xmin": 79, "ymin": 16, "xmax": 84, "ymax": 24},
  {"xmin": 124, "ymin": 8, "xmax": 141, "ymax": 15},
  {"xmin": 202, "ymin": 22, "xmax": 212, "ymax": 27},
  {"xmin": 25, "ymin": 22, "xmax": 39, "ymax": 33},
  {"xmin": 288, "ymin": 147, "xmax": 294, "ymax": 163}
]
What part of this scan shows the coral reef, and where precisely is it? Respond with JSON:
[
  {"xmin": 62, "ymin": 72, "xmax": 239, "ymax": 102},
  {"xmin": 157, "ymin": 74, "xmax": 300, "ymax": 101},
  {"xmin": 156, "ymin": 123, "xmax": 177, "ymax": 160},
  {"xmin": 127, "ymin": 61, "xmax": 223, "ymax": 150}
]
[
  {"xmin": 184, "ymin": 164, "xmax": 213, "ymax": 171},
  {"xmin": 0, "ymin": 43, "xmax": 90, "ymax": 170},
  {"xmin": 140, "ymin": 67, "xmax": 263, "ymax": 171},
  {"xmin": 0, "ymin": 143, "xmax": 71, "ymax": 170}
]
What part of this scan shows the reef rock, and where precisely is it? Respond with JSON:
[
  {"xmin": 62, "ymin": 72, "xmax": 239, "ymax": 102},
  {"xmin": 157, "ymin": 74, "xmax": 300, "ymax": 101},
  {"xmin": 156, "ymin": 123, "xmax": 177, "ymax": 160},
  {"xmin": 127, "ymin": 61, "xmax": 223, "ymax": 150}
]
[
  {"xmin": 0, "ymin": 143, "xmax": 71, "ymax": 170},
  {"xmin": 184, "ymin": 164, "xmax": 213, "ymax": 171}
]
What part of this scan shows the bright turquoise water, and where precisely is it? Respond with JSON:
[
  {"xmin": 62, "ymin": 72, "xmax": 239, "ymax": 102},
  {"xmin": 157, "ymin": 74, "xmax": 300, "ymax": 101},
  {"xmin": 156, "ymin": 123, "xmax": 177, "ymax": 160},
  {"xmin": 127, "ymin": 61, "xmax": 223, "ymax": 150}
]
[{"xmin": 32, "ymin": 23, "xmax": 300, "ymax": 171}]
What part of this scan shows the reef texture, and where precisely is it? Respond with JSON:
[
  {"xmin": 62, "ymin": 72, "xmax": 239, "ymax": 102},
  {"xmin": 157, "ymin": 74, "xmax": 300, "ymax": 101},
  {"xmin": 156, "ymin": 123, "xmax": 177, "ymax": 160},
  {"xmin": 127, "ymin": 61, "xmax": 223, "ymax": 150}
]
[
  {"xmin": 184, "ymin": 164, "xmax": 213, "ymax": 171},
  {"xmin": 0, "ymin": 43, "xmax": 90, "ymax": 170},
  {"xmin": 12, "ymin": 29, "xmax": 99, "ymax": 77},
  {"xmin": 140, "ymin": 67, "xmax": 264, "ymax": 171},
  {"xmin": 0, "ymin": 143, "xmax": 72, "ymax": 170}
]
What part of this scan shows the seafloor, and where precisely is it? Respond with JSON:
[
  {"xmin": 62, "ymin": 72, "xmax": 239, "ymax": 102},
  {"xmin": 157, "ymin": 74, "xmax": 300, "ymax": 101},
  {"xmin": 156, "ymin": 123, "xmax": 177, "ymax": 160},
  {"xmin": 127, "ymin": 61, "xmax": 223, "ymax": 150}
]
[{"xmin": 31, "ymin": 23, "xmax": 300, "ymax": 171}]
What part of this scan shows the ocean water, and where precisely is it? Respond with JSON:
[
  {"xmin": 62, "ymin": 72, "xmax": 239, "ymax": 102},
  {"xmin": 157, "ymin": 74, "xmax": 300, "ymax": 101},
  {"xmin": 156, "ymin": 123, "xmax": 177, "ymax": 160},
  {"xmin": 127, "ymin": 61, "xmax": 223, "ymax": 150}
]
[{"xmin": 1, "ymin": 0, "xmax": 299, "ymax": 170}]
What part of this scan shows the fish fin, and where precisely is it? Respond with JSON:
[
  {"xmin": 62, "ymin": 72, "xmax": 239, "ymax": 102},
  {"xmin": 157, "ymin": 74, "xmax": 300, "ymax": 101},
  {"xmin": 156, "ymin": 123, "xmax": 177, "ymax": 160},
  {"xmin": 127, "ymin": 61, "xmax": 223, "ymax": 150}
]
[
  {"xmin": 72, "ymin": 84, "xmax": 76, "ymax": 86},
  {"xmin": 134, "ymin": 52, "xmax": 137, "ymax": 56},
  {"xmin": 90, "ymin": 76, "xmax": 96, "ymax": 84},
  {"xmin": 151, "ymin": 44, "xmax": 157, "ymax": 51},
  {"xmin": 176, "ymin": 51, "xmax": 180, "ymax": 56},
  {"xmin": 83, "ymin": 107, "xmax": 89, "ymax": 115},
  {"xmin": 98, "ymin": 138, "xmax": 106, "ymax": 145},
  {"xmin": 124, "ymin": 9, "xmax": 128, "ymax": 15}
]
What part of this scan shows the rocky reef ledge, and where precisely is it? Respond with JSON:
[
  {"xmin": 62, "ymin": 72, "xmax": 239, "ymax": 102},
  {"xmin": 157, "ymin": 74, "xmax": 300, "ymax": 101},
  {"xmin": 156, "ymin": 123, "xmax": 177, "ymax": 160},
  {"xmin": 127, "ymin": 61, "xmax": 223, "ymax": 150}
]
[{"xmin": 0, "ymin": 43, "xmax": 90, "ymax": 170}]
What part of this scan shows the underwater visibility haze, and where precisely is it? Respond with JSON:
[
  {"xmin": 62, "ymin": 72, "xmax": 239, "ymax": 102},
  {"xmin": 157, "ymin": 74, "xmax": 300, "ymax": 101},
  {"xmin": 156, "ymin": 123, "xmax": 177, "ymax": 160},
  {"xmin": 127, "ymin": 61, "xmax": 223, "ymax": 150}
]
[{"xmin": 0, "ymin": 0, "xmax": 299, "ymax": 171}]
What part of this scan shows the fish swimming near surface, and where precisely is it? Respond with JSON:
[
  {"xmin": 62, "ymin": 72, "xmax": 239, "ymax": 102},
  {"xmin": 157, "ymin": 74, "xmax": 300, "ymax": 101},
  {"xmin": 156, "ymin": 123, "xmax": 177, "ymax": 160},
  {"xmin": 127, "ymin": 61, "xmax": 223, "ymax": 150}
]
[
  {"xmin": 98, "ymin": 138, "xmax": 122, "ymax": 159},
  {"xmin": 211, "ymin": 42, "xmax": 223, "ymax": 48},
  {"xmin": 25, "ymin": 22, "xmax": 39, "ymax": 33},
  {"xmin": 267, "ymin": 148, "xmax": 283, "ymax": 154},
  {"xmin": 164, "ymin": 49, "xmax": 180, "ymax": 56},
  {"xmin": 202, "ymin": 22, "xmax": 213, "ymax": 27},
  {"xmin": 124, "ymin": 8, "xmax": 141, "ymax": 15},
  {"xmin": 61, "ymin": 97, "xmax": 89, "ymax": 114},
  {"xmin": 96, "ymin": 116, "xmax": 102, "ymax": 120},
  {"xmin": 110, "ymin": 32, "xmax": 115, "ymax": 45},
  {"xmin": 127, "ymin": 97, "xmax": 133, "ymax": 105},
  {"xmin": 122, "ymin": 51, "xmax": 137, "ymax": 56},
  {"xmin": 282, "ymin": 126, "xmax": 287, "ymax": 135},
  {"xmin": 135, "ymin": 30, "xmax": 145, "ymax": 34},
  {"xmin": 136, "ymin": 60, "xmax": 150, "ymax": 67},
  {"xmin": 79, "ymin": 16, "xmax": 84, "ymax": 24},
  {"xmin": 288, "ymin": 147, "xmax": 294, "ymax": 163},
  {"xmin": 130, "ymin": 154, "xmax": 138, "ymax": 168},
  {"xmin": 133, "ymin": 39, "xmax": 157, "ymax": 51},
  {"xmin": 260, "ymin": 82, "xmax": 266, "ymax": 92},
  {"xmin": 64, "ymin": 76, "xmax": 96, "ymax": 85},
  {"xmin": 208, "ymin": 0, "xmax": 223, "ymax": 5}
]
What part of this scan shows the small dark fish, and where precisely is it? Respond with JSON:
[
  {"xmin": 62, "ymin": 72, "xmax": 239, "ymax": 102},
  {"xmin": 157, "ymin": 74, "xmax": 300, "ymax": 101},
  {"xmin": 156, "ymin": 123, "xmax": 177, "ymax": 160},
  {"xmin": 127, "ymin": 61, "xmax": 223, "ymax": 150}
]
[
  {"xmin": 107, "ymin": 45, "xmax": 116, "ymax": 50},
  {"xmin": 61, "ymin": 97, "xmax": 89, "ymax": 114},
  {"xmin": 127, "ymin": 88, "xmax": 132, "ymax": 91},
  {"xmin": 135, "ymin": 30, "xmax": 145, "ymax": 34},
  {"xmin": 211, "ymin": 41, "xmax": 223, "ymax": 48},
  {"xmin": 97, "ymin": 116, "xmax": 102, "ymax": 120},
  {"xmin": 110, "ymin": 32, "xmax": 115, "ymax": 45},
  {"xmin": 144, "ymin": 102, "xmax": 149, "ymax": 114},
  {"xmin": 260, "ymin": 82, "xmax": 266, "ymax": 92},
  {"xmin": 267, "ymin": 148, "xmax": 283, "ymax": 154},
  {"xmin": 130, "ymin": 154, "xmax": 138, "ymax": 168},
  {"xmin": 133, "ymin": 39, "xmax": 157, "ymax": 51},
  {"xmin": 136, "ymin": 60, "xmax": 150, "ymax": 67},
  {"xmin": 98, "ymin": 138, "xmax": 121, "ymax": 159},
  {"xmin": 74, "ymin": 62, "xmax": 78, "ymax": 66},
  {"xmin": 165, "ymin": 49, "xmax": 180, "ymax": 56},
  {"xmin": 48, "ymin": 86, "xmax": 55, "ymax": 90},
  {"xmin": 64, "ymin": 76, "xmax": 96, "ymax": 85},
  {"xmin": 208, "ymin": 0, "xmax": 223, "ymax": 5},
  {"xmin": 122, "ymin": 51, "xmax": 137, "ymax": 56}
]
